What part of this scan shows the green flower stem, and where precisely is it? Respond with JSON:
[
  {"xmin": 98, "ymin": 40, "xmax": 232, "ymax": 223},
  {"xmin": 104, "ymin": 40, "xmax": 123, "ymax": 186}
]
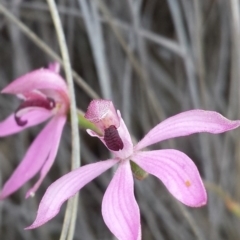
[
  {"xmin": 130, "ymin": 160, "xmax": 148, "ymax": 180},
  {"xmin": 77, "ymin": 110, "xmax": 103, "ymax": 136}
]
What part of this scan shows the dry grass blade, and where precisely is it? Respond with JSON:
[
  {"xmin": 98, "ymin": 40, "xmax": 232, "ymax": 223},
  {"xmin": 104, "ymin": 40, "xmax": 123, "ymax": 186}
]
[{"xmin": 46, "ymin": 1, "xmax": 80, "ymax": 240}]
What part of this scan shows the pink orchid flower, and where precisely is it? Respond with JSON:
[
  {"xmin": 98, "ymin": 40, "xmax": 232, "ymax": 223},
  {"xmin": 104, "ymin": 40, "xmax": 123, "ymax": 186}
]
[
  {"xmin": 26, "ymin": 100, "xmax": 240, "ymax": 240},
  {"xmin": 0, "ymin": 63, "xmax": 69, "ymax": 199}
]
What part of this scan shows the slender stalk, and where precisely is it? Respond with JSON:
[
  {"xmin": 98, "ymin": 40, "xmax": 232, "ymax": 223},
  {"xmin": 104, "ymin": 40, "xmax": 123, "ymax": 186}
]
[
  {"xmin": 46, "ymin": 1, "xmax": 80, "ymax": 240},
  {"xmin": 67, "ymin": 194, "xmax": 79, "ymax": 240}
]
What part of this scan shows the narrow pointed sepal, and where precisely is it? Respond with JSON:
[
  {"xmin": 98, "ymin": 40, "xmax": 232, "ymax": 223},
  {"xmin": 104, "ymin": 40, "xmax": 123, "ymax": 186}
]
[
  {"xmin": 102, "ymin": 161, "xmax": 141, "ymax": 240},
  {"xmin": 25, "ymin": 159, "xmax": 118, "ymax": 229},
  {"xmin": 0, "ymin": 116, "xmax": 65, "ymax": 199},
  {"xmin": 135, "ymin": 110, "xmax": 240, "ymax": 151},
  {"xmin": 25, "ymin": 115, "xmax": 66, "ymax": 198}
]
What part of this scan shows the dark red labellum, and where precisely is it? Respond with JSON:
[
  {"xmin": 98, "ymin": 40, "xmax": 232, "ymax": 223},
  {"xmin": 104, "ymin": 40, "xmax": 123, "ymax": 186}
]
[
  {"xmin": 104, "ymin": 125, "xmax": 124, "ymax": 151},
  {"xmin": 15, "ymin": 115, "xmax": 28, "ymax": 126},
  {"xmin": 14, "ymin": 97, "xmax": 56, "ymax": 126}
]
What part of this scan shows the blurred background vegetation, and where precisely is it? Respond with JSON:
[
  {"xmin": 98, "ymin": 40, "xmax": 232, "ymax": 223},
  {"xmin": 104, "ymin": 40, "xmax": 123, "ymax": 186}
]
[{"xmin": 1, "ymin": 0, "xmax": 240, "ymax": 239}]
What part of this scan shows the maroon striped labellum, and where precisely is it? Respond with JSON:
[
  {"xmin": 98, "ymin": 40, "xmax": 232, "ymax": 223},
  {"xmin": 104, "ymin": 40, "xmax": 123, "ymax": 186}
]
[
  {"xmin": 104, "ymin": 125, "xmax": 124, "ymax": 151},
  {"xmin": 14, "ymin": 98, "xmax": 56, "ymax": 126}
]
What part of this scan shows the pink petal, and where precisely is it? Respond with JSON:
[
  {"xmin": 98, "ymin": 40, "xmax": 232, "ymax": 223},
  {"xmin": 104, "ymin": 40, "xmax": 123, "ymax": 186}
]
[
  {"xmin": 84, "ymin": 99, "xmax": 120, "ymax": 128},
  {"xmin": 48, "ymin": 62, "xmax": 60, "ymax": 73},
  {"xmin": 135, "ymin": 110, "xmax": 240, "ymax": 151},
  {"xmin": 132, "ymin": 150, "xmax": 207, "ymax": 207},
  {"xmin": 0, "ymin": 116, "xmax": 64, "ymax": 199},
  {"xmin": 113, "ymin": 111, "xmax": 134, "ymax": 159},
  {"xmin": 26, "ymin": 159, "xmax": 118, "ymax": 229},
  {"xmin": 102, "ymin": 161, "xmax": 141, "ymax": 240},
  {"xmin": 0, "ymin": 109, "xmax": 52, "ymax": 137},
  {"xmin": 2, "ymin": 69, "xmax": 68, "ymax": 95},
  {"xmin": 25, "ymin": 115, "xmax": 66, "ymax": 198}
]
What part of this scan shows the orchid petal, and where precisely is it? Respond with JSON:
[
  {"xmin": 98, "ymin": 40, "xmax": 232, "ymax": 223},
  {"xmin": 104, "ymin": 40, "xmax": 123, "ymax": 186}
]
[
  {"xmin": 26, "ymin": 159, "xmax": 118, "ymax": 229},
  {"xmin": 2, "ymin": 69, "xmax": 67, "ymax": 95},
  {"xmin": 48, "ymin": 62, "xmax": 60, "ymax": 73},
  {"xmin": 0, "ymin": 109, "xmax": 52, "ymax": 137},
  {"xmin": 84, "ymin": 99, "xmax": 120, "ymax": 129},
  {"xmin": 113, "ymin": 112, "xmax": 133, "ymax": 159},
  {"xmin": 102, "ymin": 161, "xmax": 141, "ymax": 240},
  {"xmin": 0, "ymin": 116, "xmax": 62, "ymax": 199},
  {"xmin": 135, "ymin": 110, "xmax": 240, "ymax": 151},
  {"xmin": 132, "ymin": 150, "xmax": 207, "ymax": 207},
  {"xmin": 25, "ymin": 115, "xmax": 66, "ymax": 198}
]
